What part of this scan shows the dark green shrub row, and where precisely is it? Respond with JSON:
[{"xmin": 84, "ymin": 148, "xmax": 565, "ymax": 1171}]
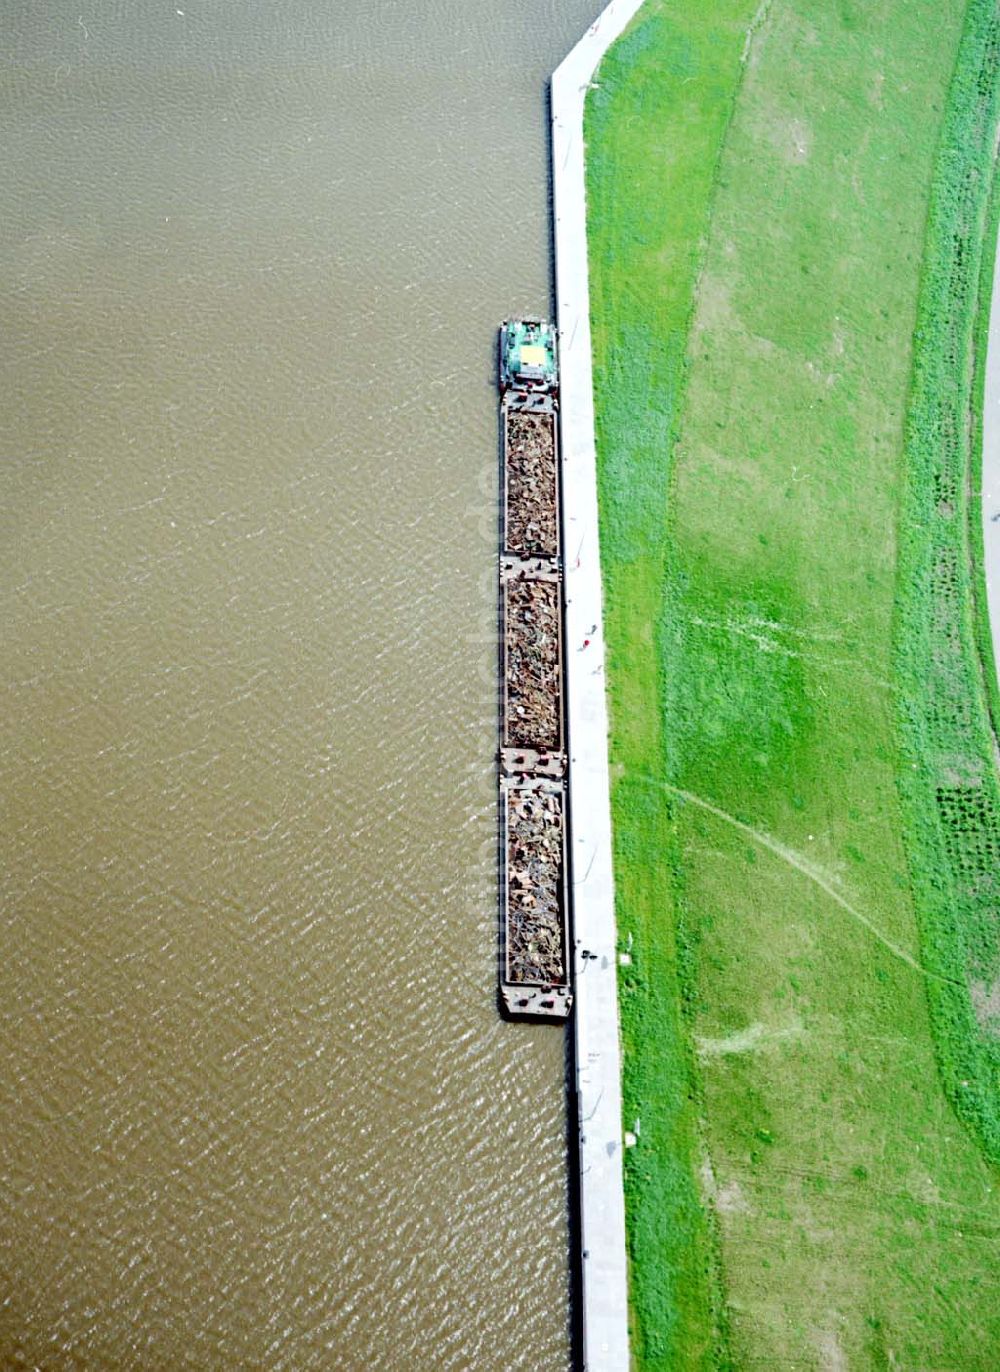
[
  {"xmin": 895, "ymin": 0, "xmax": 1000, "ymax": 1165},
  {"xmin": 969, "ymin": 167, "xmax": 1000, "ymax": 749}
]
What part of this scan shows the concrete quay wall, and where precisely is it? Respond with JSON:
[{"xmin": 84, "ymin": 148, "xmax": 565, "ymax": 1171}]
[{"xmin": 550, "ymin": 2, "xmax": 646, "ymax": 1367}]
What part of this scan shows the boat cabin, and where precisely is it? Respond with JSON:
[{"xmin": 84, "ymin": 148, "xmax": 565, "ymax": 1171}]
[{"xmin": 499, "ymin": 318, "xmax": 558, "ymax": 394}]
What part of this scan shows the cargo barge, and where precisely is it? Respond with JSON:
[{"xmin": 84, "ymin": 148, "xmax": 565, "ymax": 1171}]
[{"xmin": 498, "ymin": 320, "xmax": 572, "ymax": 1021}]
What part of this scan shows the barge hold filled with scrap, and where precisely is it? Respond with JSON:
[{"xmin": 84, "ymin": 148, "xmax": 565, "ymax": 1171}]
[{"xmin": 498, "ymin": 319, "xmax": 571, "ymax": 1022}]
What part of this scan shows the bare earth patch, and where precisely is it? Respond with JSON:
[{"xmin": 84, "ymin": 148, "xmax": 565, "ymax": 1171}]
[{"xmin": 971, "ymin": 977, "xmax": 1000, "ymax": 1034}]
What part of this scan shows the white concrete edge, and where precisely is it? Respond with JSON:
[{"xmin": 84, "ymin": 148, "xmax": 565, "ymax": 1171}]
[
  {"xmin": 981, "ymin": 230, "xmax": 1000, "ymax": 704},
  {"xmin": 551, "ymin": 3, "xmax": 646, "ymax": 1368}
]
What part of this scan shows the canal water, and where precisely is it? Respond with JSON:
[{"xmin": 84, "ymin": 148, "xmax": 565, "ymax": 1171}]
[{"xmin": 0, "ymin": 2, "xmax": 597, "ymax": 1365}]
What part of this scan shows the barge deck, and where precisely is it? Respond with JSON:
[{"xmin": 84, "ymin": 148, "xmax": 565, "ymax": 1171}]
[{"xmin": 498, "ymin": 320, "xmax": 571, "ymax": 1022}]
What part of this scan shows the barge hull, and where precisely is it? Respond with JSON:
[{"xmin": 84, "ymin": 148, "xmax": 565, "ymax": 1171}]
[
  {"xmin": 500, "ymin": 778, "xmax": 571, "ymax": 1019},
  {"xmin": 497, "ymin": 319, "xmax": 572, "ymax": 1023}
]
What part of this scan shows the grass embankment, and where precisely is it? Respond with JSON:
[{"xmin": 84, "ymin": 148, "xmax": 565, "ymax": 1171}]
[
  {"xmin": 895, "ymin": 0, "xmax": 1000, "ymax": 1167},
  {"xmin": 586, "ymin": 6, "xmax": 763, "ymax": 1361},
  {"xmin": 587, "ymin": 0, "xmax": 1000, "ymax": 1366},
  {"xmin": 970, "ymin": 158, "xmax": 1000, "ymax": 751}
]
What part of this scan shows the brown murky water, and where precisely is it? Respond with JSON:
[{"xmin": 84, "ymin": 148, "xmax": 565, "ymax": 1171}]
[{"xmin": 0, "ymin": 2, "xmax": 596, "ymax": 1365}]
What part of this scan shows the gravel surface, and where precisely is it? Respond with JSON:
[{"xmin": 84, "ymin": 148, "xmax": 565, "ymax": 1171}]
[
  {"xmin": 506, "ymin": 787, "xmax": 565, "ymax": 984},
  {"xmin": 505, "ymin": 578, "xmax": 561, "ymax": 750},
  {"xmin": 505, "ymin": 410, "xmax": 558, "ymax": 556}
]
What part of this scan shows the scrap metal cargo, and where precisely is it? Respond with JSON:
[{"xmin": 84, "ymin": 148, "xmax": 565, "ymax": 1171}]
[{"xmin": 497, "ymin": 320, "xmax": 571, "ymax": 1021}]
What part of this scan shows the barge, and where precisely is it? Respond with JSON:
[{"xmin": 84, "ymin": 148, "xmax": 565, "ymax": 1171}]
[{"xmin": 498, "ymin": 320, "xmax": 572, "ymax": 1021}]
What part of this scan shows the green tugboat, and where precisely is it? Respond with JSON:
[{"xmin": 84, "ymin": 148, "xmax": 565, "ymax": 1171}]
[{"xmin": 499, "ymin": 318, "xmax": 558, "ymax": 395}]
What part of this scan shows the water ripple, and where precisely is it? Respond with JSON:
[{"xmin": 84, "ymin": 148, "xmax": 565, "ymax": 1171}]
[{"xmin": 0, "ymin": 0, "xmax": 601, "ymax": 1365}]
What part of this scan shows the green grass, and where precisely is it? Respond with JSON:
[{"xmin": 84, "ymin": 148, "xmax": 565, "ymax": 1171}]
[
  {"xmin": 969, "ymin": 137, "xmax": 1000, "ymax": 754},
  {"xmin": 586, "ymin": 0, "xmax": 1000, "ymax": 1365},
  {"xmin": 893, "ymin": 0, "xmax": 1000, "ymax": 1167},
  {"xmin": 586, "ymin": 5, "xmax": 762, "ymax": 1362}
]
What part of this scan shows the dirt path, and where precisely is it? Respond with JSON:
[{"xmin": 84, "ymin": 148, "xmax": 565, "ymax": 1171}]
[{"xmin": 647, "ymin": 779, "xmax": 962, "ymax": 986}]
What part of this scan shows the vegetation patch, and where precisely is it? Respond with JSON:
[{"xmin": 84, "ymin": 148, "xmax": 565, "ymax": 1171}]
[
  {"xmin": 586, "ymin": 4, "xmax": 762, "ymax": 1361},
  {"xmin": 894, "ymin": 0, "xmax": 1000, "ymax": 1161},
  {"xmin": 587, "ymin": 0, "xmax": 1000, "ymax": 1364},
  {"xmin": 970, "ymin": 162, "xmax": 1000, "ymax": 749}
]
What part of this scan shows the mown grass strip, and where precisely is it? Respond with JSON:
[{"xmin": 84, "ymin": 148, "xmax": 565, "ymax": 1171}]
[{"xmin": 586, "ymin": 3, "xmax": 761, "ymax": 1364}]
